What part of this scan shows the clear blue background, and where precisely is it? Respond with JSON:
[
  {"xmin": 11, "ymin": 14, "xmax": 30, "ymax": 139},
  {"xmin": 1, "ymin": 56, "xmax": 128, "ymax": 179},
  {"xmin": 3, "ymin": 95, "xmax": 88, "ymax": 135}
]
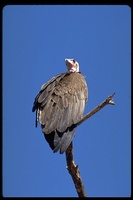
[{"xmin": 3, "ymin": 5, "xmax": 131, "ymax": 197}]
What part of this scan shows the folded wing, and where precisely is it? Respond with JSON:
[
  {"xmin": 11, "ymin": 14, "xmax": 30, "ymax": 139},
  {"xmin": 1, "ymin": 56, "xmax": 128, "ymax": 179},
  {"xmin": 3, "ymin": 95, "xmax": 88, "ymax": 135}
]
[{"xmin": 32, "ymin": 72, "xmax": 88, "ymax": 153}]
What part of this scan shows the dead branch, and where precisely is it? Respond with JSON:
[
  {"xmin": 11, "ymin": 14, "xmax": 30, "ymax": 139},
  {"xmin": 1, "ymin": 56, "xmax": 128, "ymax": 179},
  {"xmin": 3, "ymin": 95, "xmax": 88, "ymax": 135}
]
[
  {"xmin": 65, "ymin": 93, "xmax": 115, "ymax": 197},
  {"xmin": 65, "ymin": 142, "xmax": 87, "ymax": 197},
  {"xmin": 76, "ymin": 93, "xmax": 115, "ymax": 127}
]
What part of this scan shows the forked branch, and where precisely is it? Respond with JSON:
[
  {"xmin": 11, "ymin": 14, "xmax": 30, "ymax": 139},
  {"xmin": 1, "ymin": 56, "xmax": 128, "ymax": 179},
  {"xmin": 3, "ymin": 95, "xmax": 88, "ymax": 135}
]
[{"xmin": 65, "ymin": 93, "xmax": 115, "ymax": 197}]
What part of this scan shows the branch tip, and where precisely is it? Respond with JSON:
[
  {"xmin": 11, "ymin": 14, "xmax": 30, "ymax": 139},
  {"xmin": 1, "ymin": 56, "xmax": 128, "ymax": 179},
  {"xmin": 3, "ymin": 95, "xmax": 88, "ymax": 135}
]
[
  {"xmin": 107, "ymin": 92, "xmax": 115, "ymax": 105},
  {"xmin": 108, "ymin": 99, "xmax": 115, "ymax": 105}
]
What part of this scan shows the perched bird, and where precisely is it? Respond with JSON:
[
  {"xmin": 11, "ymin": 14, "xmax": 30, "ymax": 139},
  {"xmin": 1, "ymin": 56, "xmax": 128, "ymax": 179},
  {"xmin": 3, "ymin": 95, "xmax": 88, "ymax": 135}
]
[{"xmin": 32, "ymin": 58, "xmax": 88, "ymax": 154}]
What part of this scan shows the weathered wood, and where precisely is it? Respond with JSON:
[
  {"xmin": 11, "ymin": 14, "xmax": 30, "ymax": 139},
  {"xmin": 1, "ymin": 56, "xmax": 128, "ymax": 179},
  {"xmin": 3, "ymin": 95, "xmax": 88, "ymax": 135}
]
[
  {"xmin": 65, "ymin": 93, "xmax": 115, "ymax": 197},
  {"xmin": 66, "ymin": 143, "xmax": 87, "ymax": 197}
]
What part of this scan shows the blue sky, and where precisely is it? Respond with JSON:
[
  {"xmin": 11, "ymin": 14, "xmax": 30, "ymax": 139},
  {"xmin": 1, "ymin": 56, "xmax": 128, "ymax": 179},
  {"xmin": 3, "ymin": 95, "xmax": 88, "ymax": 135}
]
[{"xmin": 3, "ymin": 5, "xmax": 131, "ymax": 197}]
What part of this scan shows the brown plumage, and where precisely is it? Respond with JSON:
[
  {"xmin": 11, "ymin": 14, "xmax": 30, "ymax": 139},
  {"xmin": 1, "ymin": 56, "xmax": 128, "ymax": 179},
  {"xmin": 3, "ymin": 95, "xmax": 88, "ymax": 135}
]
[{"xmin": 32, "ymin": 59, "xmax": 88, "ymax": 154}]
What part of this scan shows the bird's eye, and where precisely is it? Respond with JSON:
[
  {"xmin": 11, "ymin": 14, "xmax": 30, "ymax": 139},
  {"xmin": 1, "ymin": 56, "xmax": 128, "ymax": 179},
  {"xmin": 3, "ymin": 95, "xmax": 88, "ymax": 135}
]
[{"xmin": 73, "ymin": 59, "xmax": 76, "ymax": 63}]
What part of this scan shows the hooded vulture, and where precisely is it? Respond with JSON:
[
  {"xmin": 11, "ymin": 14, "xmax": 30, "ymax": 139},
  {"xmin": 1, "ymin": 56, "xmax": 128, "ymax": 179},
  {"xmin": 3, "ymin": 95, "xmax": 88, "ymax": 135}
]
[{"xmin": 32, "ymin": 58, "xmax": 88, "ymax": 154}]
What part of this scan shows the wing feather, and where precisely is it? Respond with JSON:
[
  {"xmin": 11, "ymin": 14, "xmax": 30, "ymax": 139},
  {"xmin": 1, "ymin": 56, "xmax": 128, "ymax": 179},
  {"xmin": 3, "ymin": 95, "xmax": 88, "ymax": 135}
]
[
  {"xmin": 32, "ymin": 72, "xmax": 88, "ymax": 153},
  {"xmin": 32, "ymin": 72, "xmax": 67, "ymax": 112}
]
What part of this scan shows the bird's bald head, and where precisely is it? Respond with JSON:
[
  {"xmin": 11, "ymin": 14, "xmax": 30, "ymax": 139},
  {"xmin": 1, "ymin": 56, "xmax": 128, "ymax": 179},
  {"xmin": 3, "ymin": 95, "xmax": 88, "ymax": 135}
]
[{"xmin": 65, "ymin": 58, "xmax": 79, "ymax": 72}]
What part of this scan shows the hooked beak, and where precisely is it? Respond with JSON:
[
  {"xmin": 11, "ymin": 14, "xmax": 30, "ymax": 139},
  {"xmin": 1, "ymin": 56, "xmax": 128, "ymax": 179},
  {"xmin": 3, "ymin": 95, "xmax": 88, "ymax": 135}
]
[
  {"xmin": 65, "ymin": 58, "xmax": 73, "ymax": 65},
  {"xmin": 65, "ymin": 58, "xmax": 73, "ymax": 71}
]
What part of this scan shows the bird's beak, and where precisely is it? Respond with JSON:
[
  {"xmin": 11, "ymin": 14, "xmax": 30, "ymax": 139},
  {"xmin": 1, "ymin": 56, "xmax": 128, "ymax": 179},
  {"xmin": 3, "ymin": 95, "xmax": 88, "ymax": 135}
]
[{"xmin": 65, "ymin": 58, "xmax": 73, "ymax": 65}]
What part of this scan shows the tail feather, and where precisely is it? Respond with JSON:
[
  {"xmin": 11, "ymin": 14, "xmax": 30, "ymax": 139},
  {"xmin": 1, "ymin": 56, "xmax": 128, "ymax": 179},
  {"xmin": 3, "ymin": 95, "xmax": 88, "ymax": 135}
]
[
  {"xmin": 54, "ymin": 128, "xmax": 76, "ymax": 154},
  {"xmin": 60, "ymin": 129, "xmax": 76, "ymax": 154},
  {"xmin": 44, "ymin": 125, "xmax": 77, "ymax": 154},
  {"xmin": 53, "ymin": 132, "xmax": 63, "ymax": 153}
]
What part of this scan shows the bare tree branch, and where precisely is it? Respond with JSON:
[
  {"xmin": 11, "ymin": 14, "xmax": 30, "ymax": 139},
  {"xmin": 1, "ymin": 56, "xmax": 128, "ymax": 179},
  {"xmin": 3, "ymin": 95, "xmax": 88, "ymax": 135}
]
[
  {"xmin": 65, "ymin": 142, "xmax": 87, "ymax": 197},
  {"xmin": 65, "ymin": 93, "xmax": 115, "ymax": 197},
  {"xmin": 76, "ymin": 93, "xmax": 115, "ymax": 127}
]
